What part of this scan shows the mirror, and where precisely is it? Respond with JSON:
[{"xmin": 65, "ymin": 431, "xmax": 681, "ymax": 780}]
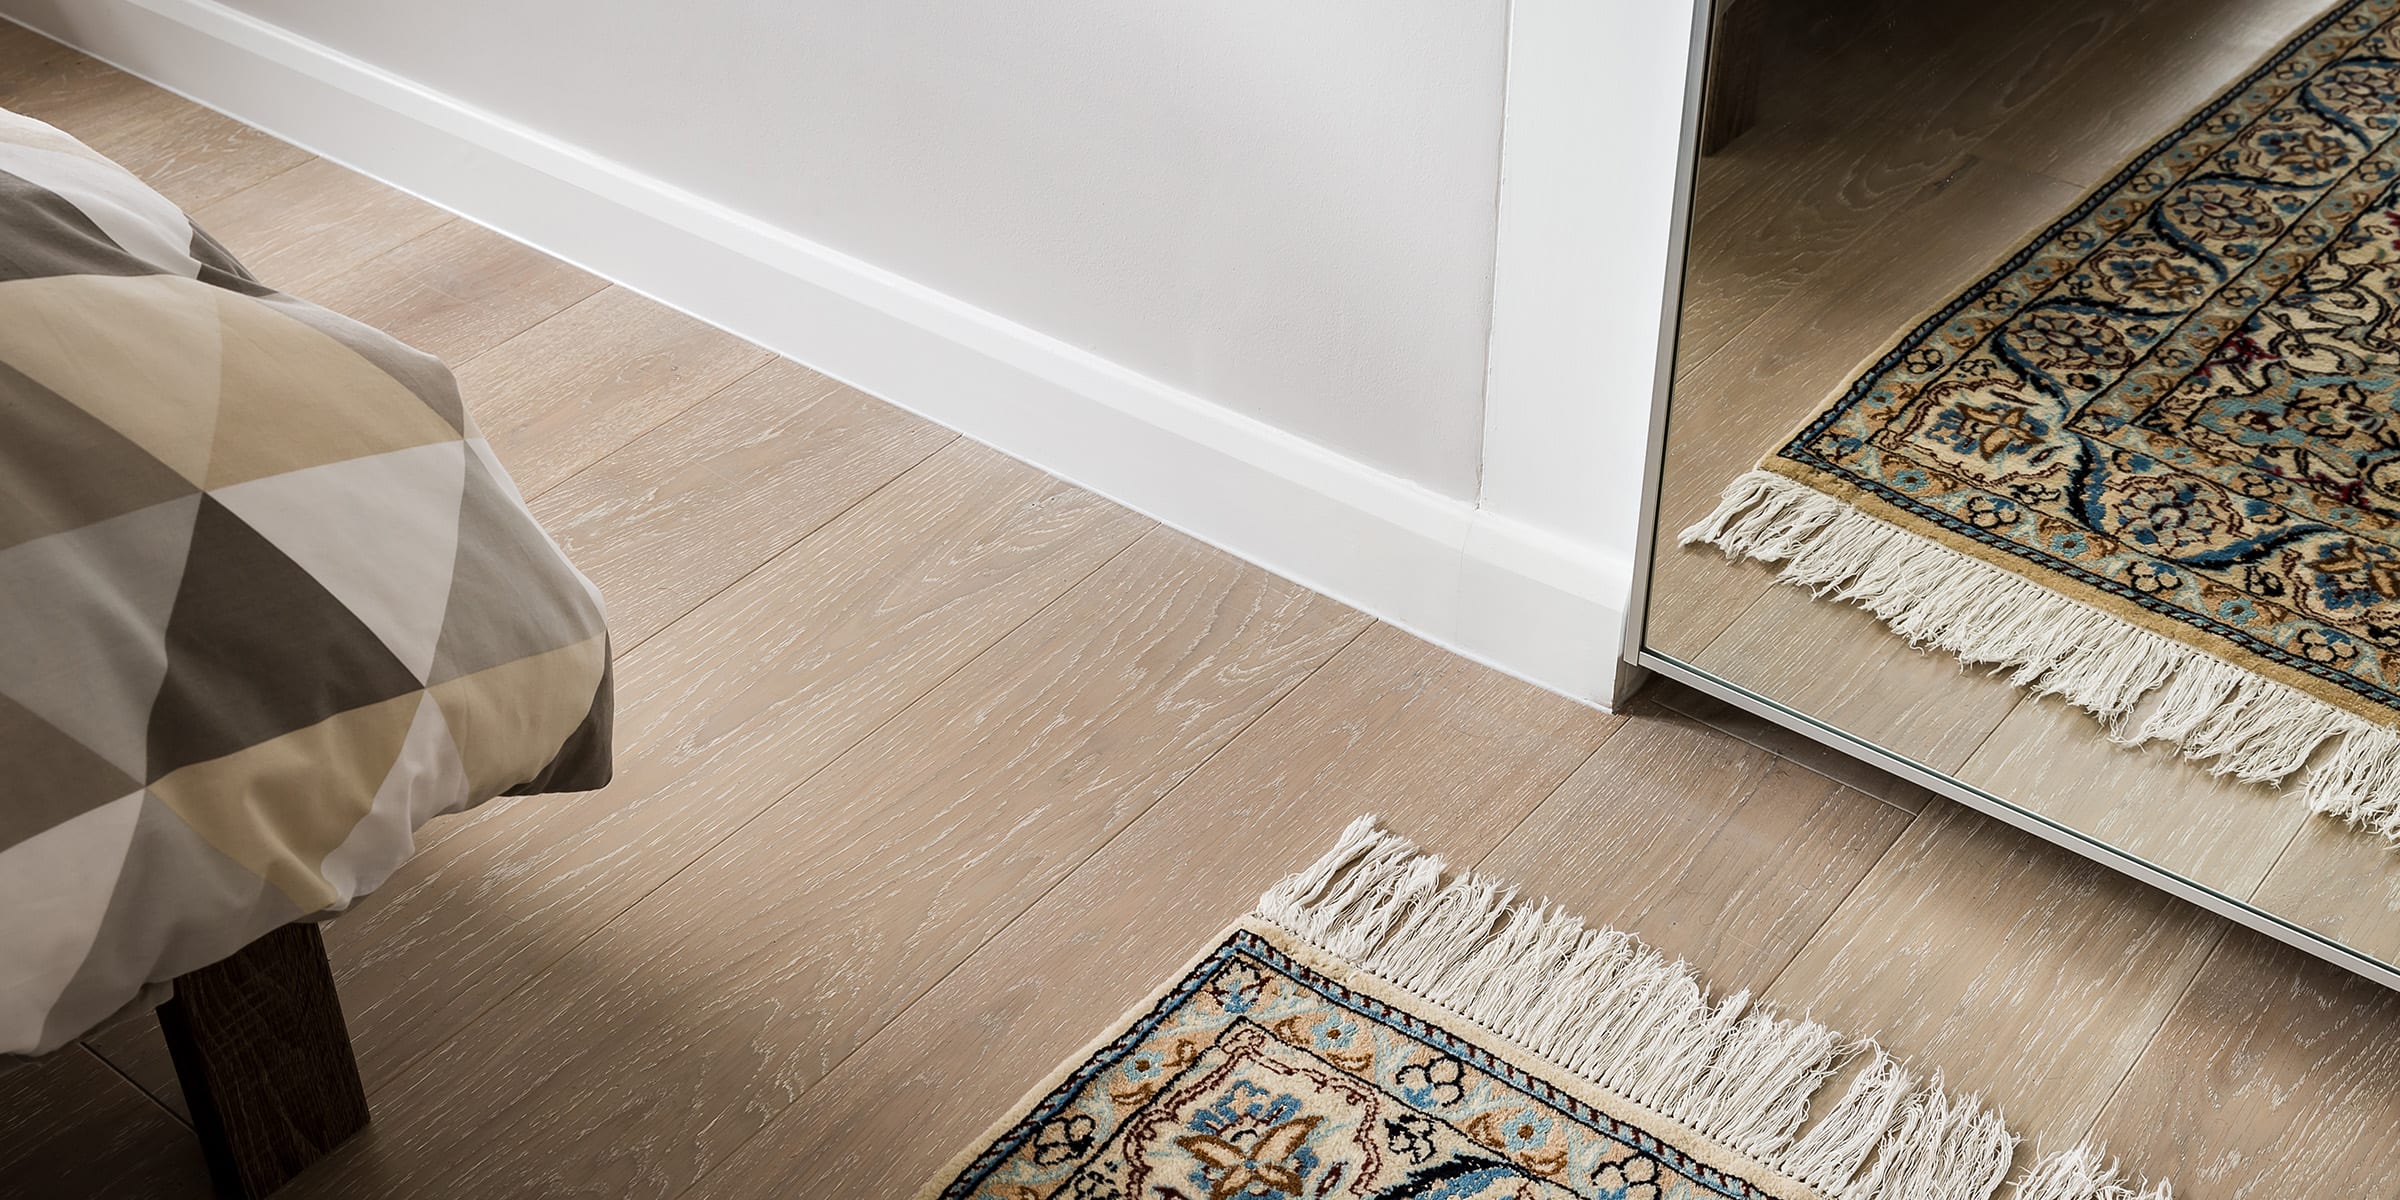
[{"xmin": 1641, "ymin": 0, "xmax": 2400, "ymax": 988}]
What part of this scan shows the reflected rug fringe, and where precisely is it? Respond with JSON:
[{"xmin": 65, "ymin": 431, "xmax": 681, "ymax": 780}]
[
  {"xmin": 1258, "ymin": 817, "xmax": 2172, "ymax": 1200},
  {"xmin": 1683, "ymin": 469, "xmax": 2400, "ymax": 843}
]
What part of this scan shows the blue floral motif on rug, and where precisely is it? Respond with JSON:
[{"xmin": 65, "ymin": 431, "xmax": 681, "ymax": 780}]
[
  {"xmin": 1691, "ymin": 0, "xmax": 2400, "ymax": 831},
  {"xmin": 932, "ymin": 928, "xmax": 1783, "ymax": 1200},
  {"xmin": 922, "ymin": 822, "xmax": 2168, "ymax": 1200}
]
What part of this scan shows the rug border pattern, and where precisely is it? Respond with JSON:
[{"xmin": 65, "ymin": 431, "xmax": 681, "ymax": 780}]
[
  {"xmin": 915, "ymin": 916, "xmax": 1822, "ymax": 1200},
  {"xmin": 1756, "ymin": 0, "xmax": 2400, "ymax": 724}
]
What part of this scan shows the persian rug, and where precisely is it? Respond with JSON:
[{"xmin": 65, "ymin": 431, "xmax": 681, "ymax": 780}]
[
  {"xmin": 1684, "ymin": 0, "xmax": 2400, "ymax": 838},
  {"xmin": 919, "ymin": 819, "xmax": 2168, "ymax": 1200}
]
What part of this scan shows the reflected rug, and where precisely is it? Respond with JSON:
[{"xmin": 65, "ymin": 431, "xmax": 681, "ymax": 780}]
[
  {"xmin": 1685, "ymin": 0, "xmax": 2400, "ymax": 838},
  {"xmin": 918, "ymin": 820, "xmax": 2168, "ymax": 1200}
]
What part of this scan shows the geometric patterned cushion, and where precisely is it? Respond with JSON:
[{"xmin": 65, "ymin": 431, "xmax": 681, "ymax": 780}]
[{"xmin": 0, "ymin": 105, "xmax": 612, "ymax": 1056}]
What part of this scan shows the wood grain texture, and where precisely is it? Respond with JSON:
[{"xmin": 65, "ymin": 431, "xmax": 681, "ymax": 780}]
[
  {"xmin": 679, "ymin": 622, "xmax": 1617, "ymax": 1200},
  {"xmin": 1956, "ymin": 694, "xmax": 2307, "ymax": 892},
  {"xmin": 157, "ymin": 924, "xmax": 369, "ymax": 1200},
  {"xmin": 1691, "ymin": 584, "xmax": 2026, "ymax": 774},
  {"xmin": 2083, "ymin": 930, "xmax": 2400, "ymax": 1198},
  {"xmin": 2250, "ymin": 816, "xmax": 2400, "ymax": 967},
  {"xmin": 1650, "ymin": 156, "xmax": 2082, "ymax": 655},
  {"xmin": 532, "ymin": 358, "xmax": 956, "ymax": 649},
  {"xmin": 0, "ymin": 1046, "xmax": 211, "ymax": 1200},
  {"xmin": 0, "ymin": 21, "xmax": 79, "ymax": 91},
  {"xmin": 1479, "ymin": 702, "xmax": 1918, "ymax": 993},
  {"xmin": 86, "ymin": 441, "xmax": 1151, "ymax": 1118},
  {"xmin": 1676, "ymin": 0, "xmax": 2142, "ymax": 366},
  {"xmin": 1764, "ymin": 801, "xmax": 2224, "ymax": 1151},
  {"xmin": 311, "ymin": 442, "xmax": 1149, "ymax": 1086},
  {"xmin": 1650, "ymin": 678, "xmax": 1933, "ymax": 812},
  {"xmin": 24, "ymin": 31, "xmax": 2400, "ymax": 1200},
  {"xmin": 1698, "ymin": 0, "xmax": 1765, "ymax": 156},
  {"xmin": 1650, "ymin": 0, "xmax": 2400, "ymax": 978},
  {"xmin": 279, "ymin": 527, "xmax": 1369, "ymax": 1200},
  {"xmin": 187, "ymin": 160, "xmax": 453, "ymax": 298},
  {"xmin": 1975, "ymin": 0, "xmax": 2332, "ymax": 189},
  {"xmin": 451, "ymin": 286, "xmax": 774, "ymax": 497},
  {"xmin": 0, "ymin": 40, "xmax": 310, "ymax": 213},
  {"xmin": 296, "ymin": 219, "xmax": 609, "ymax": 367}
]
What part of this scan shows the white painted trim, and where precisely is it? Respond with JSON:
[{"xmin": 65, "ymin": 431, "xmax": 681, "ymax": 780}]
[
  {"xmin": 1618, "ymin": 0, "xmax": 1720, "ymax": 701},
  {"xmin": 3, "ymin": 0, "xmax": 1637, "ymax": 706},
  {"xmin": 1480, "ymin": 0, "xmax": 1699, "ymax": 698}
]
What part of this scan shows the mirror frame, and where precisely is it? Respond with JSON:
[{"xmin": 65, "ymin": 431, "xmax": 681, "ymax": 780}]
[{"xmin": 1618, "ymin": 0, "xmax": 2400, "ymax": 994}]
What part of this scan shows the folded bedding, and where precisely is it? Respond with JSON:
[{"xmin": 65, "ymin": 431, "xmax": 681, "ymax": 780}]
[{"xmin": 0, "ymin": 106, "xmax": 613, "ymax": 1055}]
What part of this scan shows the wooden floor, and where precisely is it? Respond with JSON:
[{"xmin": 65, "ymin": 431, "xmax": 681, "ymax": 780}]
[
  {"xmin": 1647, "ymin": 0, "xmax": 2400, "ymax": 971},
  {"xmin": 3, "ymin": 20, "xmax": 2398, "ymax": 1199}
]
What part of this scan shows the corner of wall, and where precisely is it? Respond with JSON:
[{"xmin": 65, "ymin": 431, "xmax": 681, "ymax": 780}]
[{"xmin": 6, "ymin": 0, "xmax": 1646, "ymax": 708}]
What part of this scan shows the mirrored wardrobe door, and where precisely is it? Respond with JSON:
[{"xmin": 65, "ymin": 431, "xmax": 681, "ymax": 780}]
[{"xmin": 1638, "ymin": 0, "xmax": 2400, "ymax": 989}]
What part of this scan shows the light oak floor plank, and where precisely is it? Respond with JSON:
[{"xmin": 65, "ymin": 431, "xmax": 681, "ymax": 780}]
[
  {"xmin": 188, "ymin": 158, "xmax": 454, "ymax": 297},
  {"xmin": 0, "ymin": 1046, "xmax": 210, "ymax": 1200},
  {"xmin": 677, "ymin": 622, "xmax": 1618, "ymax": 1200},
  {"xmin": 81, "ymin": 370, "xmax": 959, "ymax": 1121},
  {"xmin": 1678, "ymin": 0, "xmax": 2148, "ymax": 365},
  {"xmin": 1762, "ymin": 801, "xmax": 2225, "ymax": 1154},
  {"xmin": 1691, "ymin": 584, "xmax": 2028, "ymax": 775},
  {"xmin": 0, "ymin": 43, "xmax": 310, "ymax": 213},
  {"xmin": 279, "ymin": 527, "xmax": 1369, "ymax": 1200},
  {"xmin": 2083, "ymin": 930, "xmax": 2400, "ymax": 1197},
  {"xmin": 532, "ymin": 358, "xmax": 958, "ymax": 649},
  {"xmin": 1651, "ymin": 681, "xmax": 1933, "ymax": 812},
  {"xmin": 1955, "ymin": 693, "xmax": 2308, "ymax": 893},
  {"xmin": 2250, "ymin": 818, "xmax": 2400, "ymax": 968},
  {"xmin": 1475, "ymin": 700, "xmax": 1921, "ymax": 994},
  {"xmin": 452, "ymin": 286, "xmax": 775, "ymax": 498},
  {"xmin": 1651, "ymin": 155, "xmax": 2083, "ymax": 654},
  {"xmin": 1974, "ymin": 0, "xmax": 2343, "ymax": 190},
  {"xmin": 298, "ymin": 218, "xmax": 611, "ymax": 367},
  {"xmin": 85, "ymin": 440, "xmax": 1152, "ymax": 1122}
]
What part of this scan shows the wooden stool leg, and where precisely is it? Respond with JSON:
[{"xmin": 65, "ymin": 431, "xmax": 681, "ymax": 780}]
[
  {"xmin": 1700, "ymin": 0, "xmax": 1767, "ymax": 155},
  {"xmin": 156, "ymin": 922, "xmax": 371, "ymax": 1200}
]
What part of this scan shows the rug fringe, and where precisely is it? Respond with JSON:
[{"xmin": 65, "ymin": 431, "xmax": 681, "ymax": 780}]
[
  {"xmin": 2008, "ymin": 1146, "xmax": 2174, "ymax": 1200},
  {"xmin": 1257, "ymin": 819, "xmax": 2171, "ymax": 1200},
  {"xmin": 1682, "ymin": 470, "xmax": 2400, "ymax": 843}
]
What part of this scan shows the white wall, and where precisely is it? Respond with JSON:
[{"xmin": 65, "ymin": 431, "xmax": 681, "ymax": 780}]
[
  {"xmin": 222, "ymin": 0, "xmax": 1509, "ymax": 500},
  {"xmin": 0, "ymin": 0, "xmax": 1700, "ymax": 706}
]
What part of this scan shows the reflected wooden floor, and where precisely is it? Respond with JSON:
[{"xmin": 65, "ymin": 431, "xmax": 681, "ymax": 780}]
[
  {"xmin": 2, "ymin": 16, "xmax": 2398, "ymax": 1199},
  {"xmin": 1648, "ymin": 0, "xmax": 2400, "ymax": 964}
]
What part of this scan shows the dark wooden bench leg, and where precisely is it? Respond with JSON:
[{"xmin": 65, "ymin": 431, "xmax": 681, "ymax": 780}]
[
  {"xmin": 156, "ymin": 922, "xmax": 371, "ymax": 1200},
  {"xmin": 1700, "ymin": 0, "xmax": 1767, "ymax": 155}
]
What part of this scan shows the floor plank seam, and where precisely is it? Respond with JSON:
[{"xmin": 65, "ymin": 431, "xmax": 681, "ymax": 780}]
[
  {"xmin": 1748, "ymin": 804, "xmax": 1931, "ymax": 1004},
  {"xmin": 184, "ymin": 153, "xmax": 322, "ymax": 227},
  {"xmin": 350, "ymin": 514, "xmax": 1161, "ymax": 1105},
  {"xmin": 1650, "ymin": 686, "xmax": 1926, "ymax": 816},
  {"xmin": 2236, "ymin": 802, "xmax": 2321, "ymax": 908},
  {"xmin": 73, "ymin": 1043, "xmax": 190, "ymax": 1134},
  {"xmin": 568, "ymin": 428, "xmax": 964, "ymax": 662},
  {"xmin": 331, "ymin": 219, "xmax": 611, "ymax": 373},
  {"xmin": 660, "ymin": 615, "xmax": 1380, "ymax": 1200},
  {"xmin": 513, "ymin": 323, "xmax": 777, "ymax": 505},
  {"xmin": 2058, "ymin": 926, "xmax": 2234, "ymax": 1151},
  {"xmin": 1464, "ymin": 721, "xmax": 1638, "ymax": 881}
]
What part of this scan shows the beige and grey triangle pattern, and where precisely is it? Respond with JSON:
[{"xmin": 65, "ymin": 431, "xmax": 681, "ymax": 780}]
[{"xmin": 0, "ymin": 103, "xmax": 613, "ymax": 1056}]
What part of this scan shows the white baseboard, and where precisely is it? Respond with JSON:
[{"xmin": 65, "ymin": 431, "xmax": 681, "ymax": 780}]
[{"xmin": 3, "ymin": 0, "xmax": 1636, "ymax": 707}]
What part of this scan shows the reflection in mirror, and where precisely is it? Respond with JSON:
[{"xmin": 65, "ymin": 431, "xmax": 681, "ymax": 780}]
[{"xmin": 1644, "ymin": 0, "xmax": 2400, "ymax": 980}]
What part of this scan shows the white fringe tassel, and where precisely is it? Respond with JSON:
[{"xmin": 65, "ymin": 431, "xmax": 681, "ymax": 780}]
[
  {"xmin": 1258, "ymin": 818, "xmax": 2173, "ymax": 1200},
  {"xmin": 1683, "ymin": 470, "xmax": 2400, "ymax": 842}
]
